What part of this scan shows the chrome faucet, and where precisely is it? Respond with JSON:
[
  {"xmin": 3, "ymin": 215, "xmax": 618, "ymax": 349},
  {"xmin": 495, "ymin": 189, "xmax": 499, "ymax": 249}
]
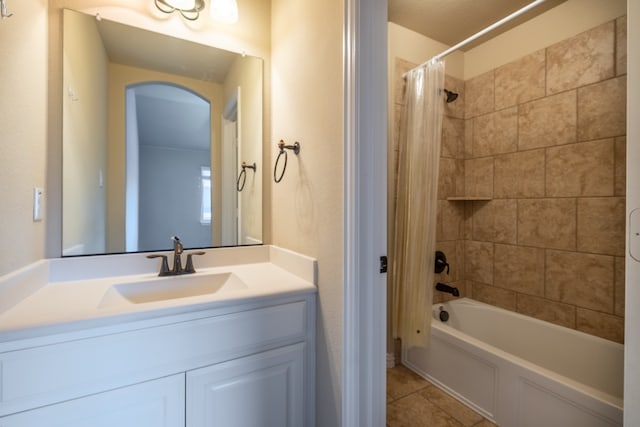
[{"xmin": 147, "ymin": 236, "xmax": 205, "ymax": 276}]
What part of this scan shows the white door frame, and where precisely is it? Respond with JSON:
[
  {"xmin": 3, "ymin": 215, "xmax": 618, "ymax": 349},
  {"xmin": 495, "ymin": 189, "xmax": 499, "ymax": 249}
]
[{"xmin": 343, "ymin": 0, "xmax": 388, "ymax": 425}]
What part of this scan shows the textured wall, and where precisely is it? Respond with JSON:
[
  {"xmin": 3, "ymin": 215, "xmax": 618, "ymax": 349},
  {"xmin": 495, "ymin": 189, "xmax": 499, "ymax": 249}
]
[
  {"xmin": 0, "ymin": 0, "xmax": 48, "ymax": 276},
  {"xmin": 270, "ymin": 0, "xmax": 344, "ymax": 425}
]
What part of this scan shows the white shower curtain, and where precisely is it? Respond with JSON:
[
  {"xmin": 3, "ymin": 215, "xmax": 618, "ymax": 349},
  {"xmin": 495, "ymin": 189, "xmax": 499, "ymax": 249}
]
[{"xmin": 391, "ymin": 59, "xmax": 445, "ymax": 348}]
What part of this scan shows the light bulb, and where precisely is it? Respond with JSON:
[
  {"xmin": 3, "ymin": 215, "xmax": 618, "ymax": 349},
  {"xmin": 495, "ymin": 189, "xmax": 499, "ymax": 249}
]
[
  {"xmin": 210, "ymin": 0, "xmax": 238, "ymax": 23},
  {"xmin": 165, "ymin": 0, "xmax": 196, "ymax": 10}
]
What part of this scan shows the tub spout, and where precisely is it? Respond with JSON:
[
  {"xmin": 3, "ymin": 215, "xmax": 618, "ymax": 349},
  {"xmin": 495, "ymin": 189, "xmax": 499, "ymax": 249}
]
[{"xmin": 436, "ymin": 282, "xmax": 459, "ymax": 297}]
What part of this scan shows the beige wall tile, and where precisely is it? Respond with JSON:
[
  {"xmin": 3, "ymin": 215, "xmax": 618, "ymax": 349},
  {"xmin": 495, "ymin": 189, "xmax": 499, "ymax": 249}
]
[
  {"xmin": 464, "ymin": 157, "xmax": 493, "ymax": 198},
  {"xmin": 545, "ymin": 139, "xmax": 614, "ymax": 197},
  {"xmin": 577, "ymin": 197, "xmax": 625, "ymax": 256},
  {"xmin": 546, "ymin": 21, "xmax": 615, "ymax": 94},
  {"xmin": 472, "ymin": 200, "xmax": 517, "ymax": 244},
  {"xmin": 394, "ymin": 57, "xmax": 415, "ymax": 105},
  {"xmin": 616, "ymin": 15, "xmax": 627, "ymax": 76},
  {"xmin": 494, "ymin": 150, "xmax": 545, "ymax": 198},
  {"xmin": 470, "ymin": 282, "xmax": 516, "ymax": 311},
  {"xmin": 438, "ymin": 158, "xmax": 464, "ymax": 199},
  {"xmin": 435, "ymin": 200, "xmax": 443, "ymax": 242},
  {"xmin": 518, "ymin": 90, "xmax": 577, "ymax": 150},
  {"xmin": 464, "ymin": 118, "xmax": 473, "ymax": 158},
  {"xmin": 472, "ymin": 108, "xmax": 518, "ymax": 157},
  {"xmin": 495, "ymin": 49, "xmax": 545, "ymax": 110},
  {"xmin": 465, "ymin": 240, "xmax": 494, "ymax": 285},
  {"xmin": 440, "ymin": 201, "xmax": 465, "ymax": 242},
  {"xmin": 516, "ymin": 294, "xmax": 576, "ymax": 329},
  {"xmin": 494, "ymin": 244, "xmax": 544, "ymax": 296},
  {"xmin": 465, "ymin": 71, "xmax": 494, "ymax": 118},
  {"xmin": 464, "ymin": 201, "xmax": 473, "ymax": 240},
  {"xmin": 615, "ymin": 256, "xmax": 625, "ymax": 316},
  {"xmin": 545, "ymin": 250, "xmax": 614, "ymax": 312},
  {"xmin": 518, "ymin": 199, "xmax": 576, "ymax": 250},
  {"xmin": 444, "ymin": 74, "xmax": 465, "ymax": 119},
  {"xmin": 576, "ymin": 308, "xmax": 624, "ymax": 343},
  {"xmin": 577, "ymin": 76, "xmax": 627, "ymax": 141},
  {"xmin": 442, "ymin": 116, "xmax": 464, "ymax": 159},
  {"xmin": 615, "ymin": 137, "xmax": 626, "ymax": 196}
]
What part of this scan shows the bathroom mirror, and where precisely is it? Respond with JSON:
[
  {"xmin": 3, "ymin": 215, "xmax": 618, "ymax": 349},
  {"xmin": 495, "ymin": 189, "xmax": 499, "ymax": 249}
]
[{"xmin": 62, "ymin": 9, "xmax": 263, "ymax": 256}]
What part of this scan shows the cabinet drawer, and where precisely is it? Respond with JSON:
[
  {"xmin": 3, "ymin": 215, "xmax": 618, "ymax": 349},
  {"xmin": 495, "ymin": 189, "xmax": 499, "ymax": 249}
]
[
  {"xmin": 0, "ymin": 374, "xmax": 185, "ymax": 427},
  {"xmin": 0, "ymin": 299, "xmax": 310, "ymax": 416}
]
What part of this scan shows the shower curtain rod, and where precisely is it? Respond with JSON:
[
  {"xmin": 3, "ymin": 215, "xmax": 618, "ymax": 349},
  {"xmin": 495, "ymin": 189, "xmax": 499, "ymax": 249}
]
[{"xmin": 405, "ymin": 0, "xmax": 547, "ymax": 75}]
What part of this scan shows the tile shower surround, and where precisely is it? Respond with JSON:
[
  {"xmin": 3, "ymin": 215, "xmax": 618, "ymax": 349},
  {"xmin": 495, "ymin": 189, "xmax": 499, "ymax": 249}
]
[{"xmin": 391, "ymin": 16, "xmax": 627, "ymax": 343}]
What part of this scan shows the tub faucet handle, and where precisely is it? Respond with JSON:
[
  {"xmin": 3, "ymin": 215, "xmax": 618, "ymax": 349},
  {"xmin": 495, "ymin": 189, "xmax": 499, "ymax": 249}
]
[{"xmin": 435, "ymin": 251, "xmax": 450, "ymax": 274}]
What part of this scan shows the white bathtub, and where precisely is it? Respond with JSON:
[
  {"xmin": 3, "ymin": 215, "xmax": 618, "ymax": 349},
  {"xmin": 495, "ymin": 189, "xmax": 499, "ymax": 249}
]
[{"xmin": 403, "ymin": 298, "xmax": 623, "ymax": 427}]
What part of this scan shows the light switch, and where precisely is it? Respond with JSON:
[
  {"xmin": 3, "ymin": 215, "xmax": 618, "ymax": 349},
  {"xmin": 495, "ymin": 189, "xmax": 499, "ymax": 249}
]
[
  {"xmin": 33, "ymin": 187, "xmax": 43, "ymax": 221},
  {"xmin": 630, "ymin": 208, "xmax": 640, "ymax": 262}
]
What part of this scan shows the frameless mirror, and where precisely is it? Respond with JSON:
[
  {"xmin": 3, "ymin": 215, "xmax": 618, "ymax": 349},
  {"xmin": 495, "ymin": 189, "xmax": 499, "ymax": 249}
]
[{"xmin": 62, "ymin": 9, "xmax": 263, "ymax": 256}]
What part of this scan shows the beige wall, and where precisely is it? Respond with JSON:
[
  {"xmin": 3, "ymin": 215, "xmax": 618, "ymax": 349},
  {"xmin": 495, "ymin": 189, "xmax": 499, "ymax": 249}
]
[
  {"xmin": 62, "ymin": 10, "xmax": 109, "ymax": 255},
  {"xmin": 270, "ymin": 0, "xmax": 343, "ymax": 424},
  {"xmin": 391, "ymin": 15, "xmax": 627, "ymax": 344},
  {"xmin": 106, "ymin": 63, "xmax": 224, "ymax": 252},
  {"xmin": 0, "ymin": 0, "xmax": 48, "ymax": 276}
]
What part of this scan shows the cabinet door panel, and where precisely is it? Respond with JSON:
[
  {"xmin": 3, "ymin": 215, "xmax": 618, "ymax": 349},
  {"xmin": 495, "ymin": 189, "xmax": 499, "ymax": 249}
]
[
  {"xmin": 187, "ymin": 344, "xmax": 305, "ymax": 427},
  {"xmin": 0, "ymin": 374, "xmax": 185, "ymax": 427}
]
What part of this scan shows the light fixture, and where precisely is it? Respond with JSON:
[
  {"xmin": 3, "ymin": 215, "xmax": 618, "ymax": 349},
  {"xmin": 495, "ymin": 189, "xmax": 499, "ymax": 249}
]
[
  {"xmin": 155, "ymin": 0, "xmax": 205, "ymax": 21},
  {"xmin": 210, "ymin": 0, "xmax": 238, "ymax": 23}
]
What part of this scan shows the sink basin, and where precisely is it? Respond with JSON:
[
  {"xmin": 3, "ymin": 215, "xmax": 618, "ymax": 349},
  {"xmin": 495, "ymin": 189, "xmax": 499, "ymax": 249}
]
[{"xmin": 100, "ymin": 272, "xmax": 248, "ymax": 306}]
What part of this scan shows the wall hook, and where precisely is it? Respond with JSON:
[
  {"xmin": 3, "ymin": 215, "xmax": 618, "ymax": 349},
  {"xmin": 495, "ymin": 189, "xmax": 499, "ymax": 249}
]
[
  {"xmin": 237, "ymin": 161, "xmax": 257, "ymax": 192},
  {"xmin": 1, "ymin": 0, "xmax": 13, "ymax": 19},
  {"xmin": 274, "ymin": 140, "xmax": 301, "ymax": 183}
]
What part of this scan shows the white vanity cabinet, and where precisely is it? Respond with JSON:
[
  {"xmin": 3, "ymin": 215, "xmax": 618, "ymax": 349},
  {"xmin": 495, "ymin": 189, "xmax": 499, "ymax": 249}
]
[
  {"xmin": 0, "ymin": 374, "xmax": 186, "ymax": 427},
  {"xmin": 187, "ymin": 343, "xmax": 305, "ymax": 426},
  {"xmin": 0, "ymin": 294, "xmax": 316, "ymax": 427}
]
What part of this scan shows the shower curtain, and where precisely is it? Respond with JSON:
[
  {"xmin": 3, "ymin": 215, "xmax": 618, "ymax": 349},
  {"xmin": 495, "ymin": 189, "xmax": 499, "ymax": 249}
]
[{"xmin": 391, "ymin": 59, "xmax": 445, "ymax": 348}]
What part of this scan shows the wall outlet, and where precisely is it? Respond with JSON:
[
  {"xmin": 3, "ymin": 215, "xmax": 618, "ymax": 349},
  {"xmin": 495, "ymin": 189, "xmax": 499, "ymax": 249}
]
[{"xmin": 33, "ymin": 187, "xmax": 43, "ymax": 221}]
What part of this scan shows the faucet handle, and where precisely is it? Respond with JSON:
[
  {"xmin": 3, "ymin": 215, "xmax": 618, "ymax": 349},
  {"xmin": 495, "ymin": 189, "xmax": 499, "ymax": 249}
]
[
  {"xmin": 184, "ymin": 251, "xmax": 206, "ymax": 274},
  {"xmin": 147, "ymin": 254, "xmax": 170, "ymax": 276}
]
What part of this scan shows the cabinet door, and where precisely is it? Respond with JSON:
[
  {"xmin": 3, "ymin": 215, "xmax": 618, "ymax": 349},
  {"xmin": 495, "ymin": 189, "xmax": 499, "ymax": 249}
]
[
  {"xmin": 0, "ymin": 374, "xmax": 185, "ymax": 427},
  {"xmin": 187, "ymin": 343, "xmax": 305, "ymax": 427}
]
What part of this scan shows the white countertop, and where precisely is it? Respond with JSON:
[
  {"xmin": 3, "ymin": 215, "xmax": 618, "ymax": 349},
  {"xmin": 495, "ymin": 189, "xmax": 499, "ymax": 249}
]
[{"xmin": 0, "ymin": 246, "xmax": 317, "ymax": 344}]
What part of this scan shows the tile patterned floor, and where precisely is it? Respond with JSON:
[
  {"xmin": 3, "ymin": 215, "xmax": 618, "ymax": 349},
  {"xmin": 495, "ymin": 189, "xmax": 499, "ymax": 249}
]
[{"xmin": 387, "ymin": 365, "xmax": 497, "ymax": 427}]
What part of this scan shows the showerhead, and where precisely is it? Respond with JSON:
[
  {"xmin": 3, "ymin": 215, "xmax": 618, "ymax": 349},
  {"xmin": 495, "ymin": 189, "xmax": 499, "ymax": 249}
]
[{"xmin": 444, "ymin": 89, "xmax": 458, "ymax": 103}]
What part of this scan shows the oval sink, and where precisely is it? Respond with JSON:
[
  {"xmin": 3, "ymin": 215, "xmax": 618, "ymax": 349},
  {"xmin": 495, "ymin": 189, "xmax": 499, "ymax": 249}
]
[{"xmin": 100, "ymin": 272, "xmax": 248, "ymax": 306}]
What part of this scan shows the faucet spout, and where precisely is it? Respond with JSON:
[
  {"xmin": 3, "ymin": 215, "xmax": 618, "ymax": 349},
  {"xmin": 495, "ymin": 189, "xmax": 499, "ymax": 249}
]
[
  {"xmin": 172, "ymin": 236, "xmax": 184, "ymax": 274},
  {"xmin": 435, "ymin": 282, "xmax": 459, "ymax": 297}
]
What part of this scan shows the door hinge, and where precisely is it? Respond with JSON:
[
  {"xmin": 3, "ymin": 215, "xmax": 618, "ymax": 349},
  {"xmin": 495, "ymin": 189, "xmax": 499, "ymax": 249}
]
[{"xmin": 379, "ymin": 256, "xmax": 387, "ymax": 273}]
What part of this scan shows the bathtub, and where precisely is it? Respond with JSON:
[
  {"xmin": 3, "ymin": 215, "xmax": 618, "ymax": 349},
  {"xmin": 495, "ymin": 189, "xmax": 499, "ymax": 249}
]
[{"xmin": 403, "ymin": 298, "xmax": 623, "ymax": 427}]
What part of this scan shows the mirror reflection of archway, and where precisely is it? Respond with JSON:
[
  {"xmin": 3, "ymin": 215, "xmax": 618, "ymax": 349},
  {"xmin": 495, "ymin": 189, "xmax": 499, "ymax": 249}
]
[{"xmin": 125, "ymin": 82, "xmax": 211, "ymax": 252}]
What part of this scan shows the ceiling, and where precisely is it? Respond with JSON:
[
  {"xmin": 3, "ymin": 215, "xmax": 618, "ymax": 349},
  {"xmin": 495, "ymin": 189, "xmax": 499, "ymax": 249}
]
[
  {"xmin": 96, "ymin": 16, "xmax": 238, "ymax": 83},
  {"xmin": 388, "ymin": 0, "xmax": 567, "ymax": 51}
]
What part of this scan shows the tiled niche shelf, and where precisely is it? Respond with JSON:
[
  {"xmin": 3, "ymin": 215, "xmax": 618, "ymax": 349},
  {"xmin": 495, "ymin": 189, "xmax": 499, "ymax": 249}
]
[{"xmin": 446, "ymin": 197, "xmax": 492, "ymax": 201}]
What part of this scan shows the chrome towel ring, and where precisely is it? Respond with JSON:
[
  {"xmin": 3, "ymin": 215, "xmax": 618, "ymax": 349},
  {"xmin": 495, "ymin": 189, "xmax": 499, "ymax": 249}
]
[
  {"xmin": 237, "ymin": 161, "xmax": 257, "ymax": 192},
  {"xmin": 274, "ymin": 140, "xmax": 300, "ymax": 183}
]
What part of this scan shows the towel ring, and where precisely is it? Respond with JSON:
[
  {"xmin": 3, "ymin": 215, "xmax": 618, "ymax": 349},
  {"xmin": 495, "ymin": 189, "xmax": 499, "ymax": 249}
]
[
  {"xmin": 237, "ymin": 161, "xmax": 257, "ymax": 192},
  {"xmin": 274, "ymin": 140, "xmax": 300, "ymax": 183},
  {"xmin": 1, "ymin": 0, "xmax": 13, "ymax": 18}
]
